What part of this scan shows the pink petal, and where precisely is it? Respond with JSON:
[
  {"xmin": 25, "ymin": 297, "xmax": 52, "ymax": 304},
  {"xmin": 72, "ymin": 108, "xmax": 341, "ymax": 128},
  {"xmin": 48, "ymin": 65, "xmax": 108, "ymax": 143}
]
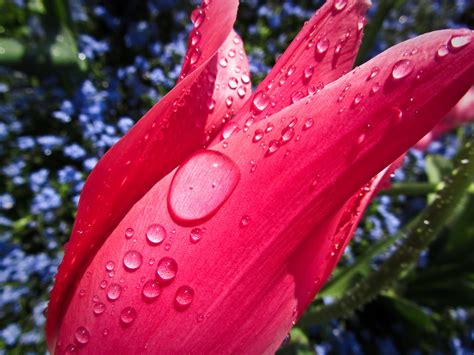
[
  {"xmin": 213, "ymin": 0, "xmax": 371, "ymax": 145},
  {"xmin": 54, "ymin": 29, "xmax": 474, "ymax": 353},
  {"xmin": 46, "ymin": 0, "xmax": 239, "ymax": 349}
]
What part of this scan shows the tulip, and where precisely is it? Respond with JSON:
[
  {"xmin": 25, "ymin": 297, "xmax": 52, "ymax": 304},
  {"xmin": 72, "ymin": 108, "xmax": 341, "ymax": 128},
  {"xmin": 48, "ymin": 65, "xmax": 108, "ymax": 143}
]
[{"xmin": 46, "ymin": 0, "xmax": 474, "ymax": 353}]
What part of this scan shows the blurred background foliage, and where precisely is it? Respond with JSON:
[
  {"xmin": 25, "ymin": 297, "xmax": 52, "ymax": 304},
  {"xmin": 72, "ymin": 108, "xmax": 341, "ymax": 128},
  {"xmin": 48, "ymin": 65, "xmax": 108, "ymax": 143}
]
[{"xmin": 0, "ymin": 0, "xmax": 473, "ymax": 353}]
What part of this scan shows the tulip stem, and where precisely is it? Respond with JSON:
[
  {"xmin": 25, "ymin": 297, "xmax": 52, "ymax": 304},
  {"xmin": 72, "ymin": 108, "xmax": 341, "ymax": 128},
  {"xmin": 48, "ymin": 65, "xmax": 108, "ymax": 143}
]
[{"xmin": 298, "ymin": 139, "xmax": 474, "ymax": 327}]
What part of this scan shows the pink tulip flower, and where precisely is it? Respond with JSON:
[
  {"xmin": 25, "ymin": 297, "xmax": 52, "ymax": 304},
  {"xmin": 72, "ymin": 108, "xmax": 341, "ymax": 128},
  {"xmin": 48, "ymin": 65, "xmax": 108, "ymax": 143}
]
[{"xmin": 46, "ymin": 0, "xmax": 474, "ymax": 353}]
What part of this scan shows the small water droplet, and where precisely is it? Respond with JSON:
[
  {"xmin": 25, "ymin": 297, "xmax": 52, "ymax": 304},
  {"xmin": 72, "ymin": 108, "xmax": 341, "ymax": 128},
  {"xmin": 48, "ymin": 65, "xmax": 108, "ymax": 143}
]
[
  {"xmin": 191, "ymin": 8, "xmax": 205, "ymax": 28},
  {"xmin": 281, "ymin": 127, "xmax": 295, "ymax": 143},
  {"xmin": 225, "ymin": 96, "xmax": 233, "ymax": 108},
  {"xmin": 367, "ymin": 67, "xmax": 380, "ymax": 81},
  {"xmin": 142, "ymin": 280, "xmax": 161, "ymax": 301},
  {"xmin": 371, "ymin": 82, "xmax": 381, "ymax": 95},
  {"xmin": 125, "ymin": 227, "xmax": 134, "ymax": 239},
  {"xmin": 286, "ymin": 65, "xmax": 296, "ymax": 77},
  {"xmin": 146, "ymin": 224, "xmax": 166, "ymax": 245},
  {"xmin": 353, "ymin": 93, "xmax": 364, "ymax": 106},
  {"xmin": 253, "ymin": 129, "xmax": 264, "ymax": 143},
  {"xmin": 391, "ymin": 59, "xmax": 414, "ymax": 80},
  {"xmin": 219, "ymin": 57, "xmax": 228, "ymax": 67},
  {"xmin": 168, "ymin": 150, "xmax": 240, "ymax": 223},
  {"xmin": 252, "ymin": 91, "xmax": 270, "ymax": 112},
  {"xmin": 65, "ymin": 344, "xmax": 78, "ymax": 354},
  {"xmin": 105, "ymin": 261, "xmax": 115, "ymax": 271},
  {"xmin": 74, "ymin": 326, "xmax": 90, "ymax": 345},
  {"xmin": 241, "ymin": 73, "xmax": 250, "ymax": 84},
  {"xmin": 303, "ymin": 117, "xmax": 314, "ymax": 130},
  {"xmin": 102, "ymin": 329, "xmax": 109, "ymax": 337},
  {"xmin": 190, "ymin": 227, "xmax": 203, "ymax": 243},
  {"xmin": 120, "ymin": 306, "xmax": 137, "ymax": 326},
  {"xmin": 189, "ymin": 47, "xmax": 201, "ymax": 65},
  {"xmin": 156, "ymin": 257, "xmax": 178, "ymax": 283},
  {"xmin": 175, "ymin": 285, "xmax": 194, "ymax": 310},
  {"xmin": 334, "ymin": 0, "xmax": 347, "ymax": 11},
  {"xmin": 266, "ymin": 140, "xmax": 280, "ymax": 157},
  {"xmin": 191, "ymin": 31, "xmax": 201, "ymax": 46},
  {"xmin": 303, "ymin": 66, "xmax": 314, "ymax": 80},
  {"xmin": 123, "ymin": 250, "xmax": 143, "ymax": 271},
  {"xmin": 237, "ymin": 86, "xmax": 247, "ymax": 98},
  {"xmin": 100, "ymin": 280, "xmax": 107, "ymax": 289},
  {"xmin": 228, "ymin": 49, "xmax": 236, "ymax": 58},
  {"xmin": 107, "ymin": 283, "xmax": 122, "ymax": 301},
  {"xmin": 316, "ymin": 38, "xmax": 329, "ymax": 55},
  {"xmin": 79, "ymin": 289, "xmax": 86, "ymax": 297},
  {"xmin": 265, "ymin": 122, "xmax": 274, "ymax": 133},
  {"xmin": 93, "ymin": 302, "xmax": 106, "ymax": 316},
  {"xmin": 228, "ymin": 77, "xmax": 238, "ymax": 89},
  {"xmin": 240, "ymin": 215, "xmax": 250, "ymax": 228},
  {"xmin": 437, "ymin": 44, "xmax": 449, "ymax": 59},
  {"xmin": 221, "ymin": 121, "xmax": 238, "ymax": 140},
  {"xmin": 291, "ymin": 91, "xmax": 305, "ymax": 104}
]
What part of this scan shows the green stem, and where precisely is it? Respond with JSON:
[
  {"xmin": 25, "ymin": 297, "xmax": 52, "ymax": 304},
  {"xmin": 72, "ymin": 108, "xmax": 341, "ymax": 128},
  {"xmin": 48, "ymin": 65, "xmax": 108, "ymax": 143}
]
[
  {"xmin": 380, "ymin": 182, "xmax": 474, "ymax": 196},
  {"xmin": 299, "ymin": 139, "xmax": 474, "ymax": 327}
]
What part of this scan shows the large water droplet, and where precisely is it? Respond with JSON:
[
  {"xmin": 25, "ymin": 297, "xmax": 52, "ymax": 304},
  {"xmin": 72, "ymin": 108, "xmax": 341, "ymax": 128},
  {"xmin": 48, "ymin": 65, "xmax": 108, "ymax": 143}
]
[
  {"xmin": 123, "ymin": 250, "xmax": 143, "ymax": 271},
  {"xmin": 74, "ymin": 326, "xmax": 90, "ymax": 345},
  {"xmin": 142, "ymin": 280, "xmax": 161, "ymax": 301},
  {"xmin": 391, "ymin": 59, "xmax": 414, "ymax": 80},
  {"xmin": 168, "ymin": 150, "xmax": 240, "ymax": 223},
  {"xmin": 146, "ymin": 224, "xmax": 166, "ymax": 245},
  {"xmin": 120, "ymin": 307, "xmax": 137, "ymax": 326},
  {"xmin": 449, "ymin": 33, "xmax": 471, "ymax": 51},
  {"xmin": 93, "ymin": 302, "xmax": 106, "ymax": 316},
  {"xmin": 156, "ymin": 257, "xmax": 178, "ymax": 283},
  {"xmin": 175, "ymin": 285, "xmax": 194, "ymax": 310},
  {"xmin": 107, "ymin": 283, "xmax": 122, "ymax": 301},
  {"xmin": 252, "ymin": 91, "xmax": 270, "ymax": 112},
  {"xmin": 221, "ymin": 122, "xmax": 238, "ymax": 140}
]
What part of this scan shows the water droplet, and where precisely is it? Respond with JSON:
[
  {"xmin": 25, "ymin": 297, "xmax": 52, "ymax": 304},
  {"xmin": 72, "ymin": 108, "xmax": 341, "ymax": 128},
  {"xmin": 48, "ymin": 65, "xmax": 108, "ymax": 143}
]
[
  {"xmin": 100, "ymin": 280, "xmax": 107, "ymax": 289},
  {"xmin": 146, "ymin": 224, "xmax": 166, "ymax": 245},
  {"xmin": 449, "ymin": 33, "xmax": 471, "ymax": 51},
  {"xmin": 74, "ymin": 326, "xmax": 90, "ymax": 345},
  {"xmin": 241, "ymin": 73, "xmax": 250, "ymax": 84},
  {"xmin": 358, "ymin": 16, "xmax": 367, "ymax": 31},
  {"xmin": 123, "ymin": 250, "xmax": 143, "ymax": 271},
  {"xmin": 93, "ymin": 302, "xmax": 106, "ymax": 316},
  {"xmin": 286, "ymin": 65, "xmax": 296, "ymax": 77},
  {"xmin": 105, "ymin": 261, "xmax": 115, "ymax": 271},
  {"xmin": 228, "ymin": 77, "xmax": 238, "ymax": 89},
  {"xmin": 303, "ymin": 66, "xmax": 314, "ymax": 80},
  {"xmin": 334, "ymin": 41, "xmax": 343, "ymax": 54},
  {"xmin": 437, "ymin": 44, "xmax": 449, "ymax": 59},
  {"xmin": 334, "ymin": 0, "xmax": 347, "ymax": 11},
  {"xmin": 265, "ymin": 122, "xmax": 275, "ymax": 133},
  {"xmin": 367, "ymin": 67, "xmax": 380, "ymax": 80},
  {"xmin": 189, "ymin": 47, "xmax": 201, "ymax": 65},
  {"xmin": 156, "ymin": 257, "xmax": 178, "ymax": 283},
  {"xmin": 125, "ymin": 227, "xmax": 134, "ymax": 239},
  {"xmin": 120, "ymin": 306, "xmax": 137, "ymax": 326},
  {"xmin": 191, "ymin": 31, "xmax": 201, "ymax": 46},
  {"xmin": 237, "ymin": 86, "xmax": 247, "ymax": 98},
  {"xmin": 252, "ymin": 91, "xmax": 270, "ymax": 112},
  {"xmin": 353, "ymin": 93, "xmax": 364, "ymax": 106},
  {"xmin": 291, "ymin": 91, "xmax": 305, "ymax": 104},
  {"xmin": 65, "ymin": 344, "xmax": 78, "ymax": 354},
  {"xmin": 219, "ymin": 57, "xmax": 228, "ymax": 67},
  {"xmin": 228, "ymin": 49, "xmax": 236, "ymax": 58},
  {"xmin": 221, "ymin": 121, "xmax": 238, "ymax": 139},
  {"xmin": 225, "ymin": 96, "xmax": 233, "ymax": 107},
  {"xmin": 190, "ymin": 227, "xmax": 203, "ymax": 243},
  {"xmin": 391, "ymin": 59, "xmax": 414, "ymax": 80},
  {"xmin": 175, "ymin": 285, "xmax": 194, "ymax": 310},
  {"xmin": 240, "ymin": 215, "xmax": 250, "ymax": 228},
  {"xmin": 316, "ymin": 38, "xmax": 329, "ymax": 55},
  {"xmin": 168, "ymin": 150, "xmax": 240, "ymax": 223},
  {"xmin": 142, "ymin": 280, "xmax": 161, "ymax": 301},
  {"xmin": 303, "ymin": 117, "xmax": 314, "ymax": 130},
  {"xmin": 371, "ymin": 82, "xmax": 381, "ymax": 95},
  {"xmin": 191, "ymin": 9, "xmax": 205, "ymax": 28},
  {"xmin": 253, "ymin": 129, "xmax": 264, "ymax": 142},
  {"xmin": 281, "ymin": 127, "xmax": 295, "ymax": 143},
  {"xmin": 79, "ymin": 289, "xmax": 86, "ymax": 297},
  {"xmin": 107, "ymin": 283, "xmax": 122, "ymax": 301},
  {"xmin": 102, "ymin": 329, "xmax": 109, "ymax": 337},
  {"xmin": 266, "ymin": 140, "xmax": 280, "ymax": 157}
]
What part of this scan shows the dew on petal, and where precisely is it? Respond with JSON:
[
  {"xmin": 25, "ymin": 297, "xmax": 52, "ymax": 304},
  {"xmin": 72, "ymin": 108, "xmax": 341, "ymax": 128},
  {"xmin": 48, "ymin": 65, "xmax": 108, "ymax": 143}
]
[
  {"xmin": 175, "ymin": 285, "xmax": 194, "ymax": 310},
  {"xmin": 93, "ymin": 302, "xmax": 106, "ymax": 316},
  {"xmin": 191, "ymin": 8, "xmax": 205, "ymax": 28},
  {"xmin": 120, "ymin": 307, "xmax": 137, "ymax": 326},
  {"xmin": 303, "ymin": 66, "xmax": 314, "ymax": 80},
  {"xmin": 367, "ymin": 67, "xmax": 380, "ymax": 81},
  {"xmin": 448, "ymin": 33, "xmax": 471, "ymax": 51},
  {"xmin": 333, "ymin": 0, "xmax": 347, "ymax": 11},
  {"xmin": 316, "ymin": 38, "xmax": 329, "ymax": 55},
  {"xmin": 142, "ymin": 280, "xmax": 161, "ymax": 301},
  {"xmin": 189, "ymin": 47, "xmax": 201, "ymax": 65},
  {"xmin": 190, "ymin": 227, "xmax": 203, "ymax": 243},
  {"xmin": 146, "ymin": 224, "xmax": 166, "ymax": 245},
  {"xmin": 281, "ymin": 127, "xmax": 295, "ymax": 144},
  {"xmin": 125, "ymin": 227, "xmax": 134, "ymax": 239},
  {"xmin": 221, "ymin": 121, "xmax": 238, "ymax": 140},
  {"xmin": 106, "ymin": 283, "xmax": 122, "ymax": 301},
  {"xmin": 266, "ymin": 140, "xmax": 281, "ymax": 157},
  {"xmin": 228, "ymin": 77, "xmax": 238, "ymax": 89},
  {"xmin": 105, "ymin": 261, "xmax": 115, "ymax": 271},
  {"xmin": 436, "ymin": 45, "xmax": 449, "ymax": 59},
  {"xmin": 65, "ymin": 344, "xmax": 78, "ymax": 354},
  {"xmin": 123, "ymin": 250, "xmax": 143, "ymax": 271},
  {"xmin": 168, "ymin": 150, "xmax": 240, "ymax": 223},
  {"xmin": 240, "ymin": 215, "xmax": 250, "ymax": 228},
  {"xmin": 252, "ymin": 91, "xmax": 270, "ymax": 112},
  {"xmin": 237, "ymin": 86, "xmax": 247, "ymax": 98},
  {"xmin": 241, "ymin": 73, "xmax": 250, "ymax": 84},
  {"xmin": 391, "ymin": 59, "xmax": 414, "ymax": 80},
  {"xmin": 219, "ymin": 57, "xmax": 228, "ymax": 67},
  {"xmin": 74, "ymin": 326, "xmax": 90, "ymax": 345},
  {"xmin": 191, "ymin": 31, "xmax": 201, "ymax": 46},
  {"xmin": 303, "ymin": 117, "xmax": 314, "ymax": 130},
  {"xmin": 156, "ymin": 257, "xmax": 178, "ymax": 283}
]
